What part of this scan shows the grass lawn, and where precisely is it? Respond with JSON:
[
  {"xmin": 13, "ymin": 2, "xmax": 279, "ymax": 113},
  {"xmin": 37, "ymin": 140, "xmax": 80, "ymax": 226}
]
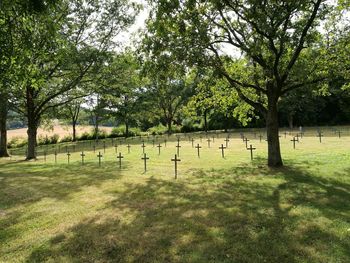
[{"xmin": 1, "ymin": 130, "xmax": 350, "ymax": 262}]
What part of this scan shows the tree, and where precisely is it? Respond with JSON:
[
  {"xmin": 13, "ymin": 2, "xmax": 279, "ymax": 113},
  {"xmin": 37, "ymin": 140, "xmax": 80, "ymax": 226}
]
[
  {"xmin": 144, "ymin": 0, "xmax": 330, "ymax": 167},
  {"xmin": 10, "ymin": 0, "xmax": 138, "ymax": 159},
  {"xmin": 0, "ymin": 0, "xmax": 60, "ymax": 157},
  {"xmin": 142, "ymin": 55, "xmax": 195, "ymax": 133}
]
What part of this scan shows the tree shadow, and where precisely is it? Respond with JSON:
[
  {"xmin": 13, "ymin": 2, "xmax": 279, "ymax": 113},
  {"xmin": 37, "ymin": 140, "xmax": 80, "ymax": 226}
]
[{"xmin": 24, "ymin": 161, "xmax": 350, "ymax": 262}]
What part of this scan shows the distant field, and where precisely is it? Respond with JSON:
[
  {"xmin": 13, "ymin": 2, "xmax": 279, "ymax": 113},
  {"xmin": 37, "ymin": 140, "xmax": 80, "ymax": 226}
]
[{"xmin": 7, "ymin": 125, "xmax": 113, "ymax": 140}]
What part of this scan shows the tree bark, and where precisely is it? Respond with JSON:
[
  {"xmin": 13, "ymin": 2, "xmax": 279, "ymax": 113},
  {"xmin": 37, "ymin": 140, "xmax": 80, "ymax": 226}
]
[
  {"xmin": 266, "ymin": 100, "xmax": 283, "ymax": 167},
  {"xmin": 204, "ymin": 110, "xmax": 208, "ymax": 132},
  {"xmin": 0, "ymin": 95, "xmax": 10, "ymax": 157},
  {"xmin": 72, "ymin": 120, "xmax": 77, "ymax": 141},
  {"xmin": 26, "ymin": 117, "xmax": 38, "ymax": 160},
  {"xmin": 125, "ymin": 119, "xmax": 129, "ymax": 138},
  {"xmin": 167, "ymin": 118, "xmax": 172, "ymax": 134}
]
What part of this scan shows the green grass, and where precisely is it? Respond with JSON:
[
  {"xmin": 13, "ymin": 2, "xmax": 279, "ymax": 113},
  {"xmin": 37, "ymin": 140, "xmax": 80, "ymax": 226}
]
[{"xmin": 1, "ymin": 131, "xmax": 350, "ymax": 262}]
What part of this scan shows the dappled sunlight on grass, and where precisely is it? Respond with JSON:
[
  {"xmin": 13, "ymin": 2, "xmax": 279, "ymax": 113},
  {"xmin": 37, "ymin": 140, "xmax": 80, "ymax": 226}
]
[{"xmin": 1, "ymin": 133, "xmax": 350, "ymax": 262}]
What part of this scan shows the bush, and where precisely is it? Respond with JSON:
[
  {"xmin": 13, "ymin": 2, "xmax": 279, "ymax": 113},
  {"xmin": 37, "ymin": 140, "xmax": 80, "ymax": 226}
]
[
  {"xmin": 60, "ymin": 135, "xmax": 73, "ymax": 143},
  {"xmin": 110, "ymin": 126, "xmax": 125, "ymax": 137},
  {"xmin": 50, "ymin": 134, "xmax": 60, "ymax": 144},
  {"xmin": 7, "ymin": 136, "xmax": 27, "ymax": 149},
  {"xmin": 129, "ymin": 127, "xmax": 142, "ymax": 136},
  {"xmin": 147, "ymin": 124, "xmax": 168, "ymax": 135},
  {"xmin": 37, "ymin": 134, "xmax": 60, "ymax": 145},
  {"xmin": 78, "ymin": 131, "xmax": 91, "ymax": 141}
]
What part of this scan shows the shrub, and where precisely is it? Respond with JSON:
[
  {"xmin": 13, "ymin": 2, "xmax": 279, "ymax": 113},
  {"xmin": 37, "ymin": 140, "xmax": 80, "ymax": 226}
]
[
  {"xmin": 50, "ymin": 134, "xmax": 59, "ymax": 144},
  {"xmin": 147, "ymin": 124, "xmax": 168, "ymax": 135},
  {"xmin": 78, "ymin": 132, "xmax": 91, "ymax": 141},
  {"xmin": 38, "ymin": 135, "xmax": 51, "ymax": 145},
  {"xmin": 129, "ymin": 127, "xmax": 141, "ymax": 136},
  {"xmin": 110, "ymin": 126, "xmax": 125, "ymax": 137},
  {"xmin": 7, "ymin": 136, "xmax": 27, "ymax": 149},
  {"xmin": 60, "ymin": 135, "xmax": 73, "ymax": 143}
]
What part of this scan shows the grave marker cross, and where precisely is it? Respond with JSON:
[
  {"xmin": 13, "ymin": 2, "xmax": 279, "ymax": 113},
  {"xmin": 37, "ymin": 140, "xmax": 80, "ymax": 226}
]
[
  {"xmin": 127, "ymin": 144, "xmax": 131, "ymax": 153},
  {"xmin": 67, "ymin": 151, "xmax": 71, "ymax": 164},
  {"xmin": 97, "ymin": 151, "xmax": 103, "ymax": 167},
  {"xmin": 207, "ymin": 138, "xmax": 211, "ymax": 148},
  {"xmin": 247, "ymin": 144, "xmax": 256, "ymax": 160},
  {"xmin": 224, "ymin": 137, "xmax": 230, "ymax": 148},
  {"xmin": 219, "ymin": 144, "xmax": 226, "ymax": 158},
  {"xmin": 157, "ymin": 143, "xmax": 162, "ymax": 155},
  {"xmin": 259, "ymin": 134, "xmax": 263, "ymax": 142},
  {"xmin": 81, "ymin": 151, "xmax": 85, "ymax": 165},
  {"xmin": 317, "ymin": 132, "xmax": 324, "ymax": 143},
  {"xmin": 141, "ymin": 153, "xmax": 149, "ymax": 172},
  {"xmin": 54, "ymin": 150, "xmax": 57, "ymax": 164},
  {"xmin": 171, "ymin": 154, "xmax": 181, "ymax": 179},
  {"xmin": 243, "ymin": 137, "xmax": 250, "ymax": 148},
  {"xmin": 176, "ymin": 142, "xmax": 181, "ymax": 156},
  {"xmin": 195, "ymin": 144, "xmax": 202, "ymax": 158},
  {"xmin": 117, "ymin": 152, "xmax": 124, "ymax": 169},
  {"xmin": 291, "ymin": 137, "xmax": 298, "ymax": 149},
  {"xmin": 191, "ymin": 138, "xmax": 195, "ymax": 148}
]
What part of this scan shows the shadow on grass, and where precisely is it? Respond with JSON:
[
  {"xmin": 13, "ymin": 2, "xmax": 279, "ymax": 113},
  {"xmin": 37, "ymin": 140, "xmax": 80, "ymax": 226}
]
[
  {"xmin": 0, "ymin": 160, "xmax": 132, "ymax": 217},
  {"xmin": 24, "ymin": 159, "xmax": 350, "ymax": 263}
]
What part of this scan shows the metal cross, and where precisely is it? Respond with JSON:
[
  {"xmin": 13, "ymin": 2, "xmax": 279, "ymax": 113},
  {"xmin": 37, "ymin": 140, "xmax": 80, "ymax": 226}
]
[
  {"xmin": 224, "ymin": 137, "xmax": 230, "ymax": 148},
  {"xmin": 97, "ymin": 151, "xmax": 103, "ymax": 167},
  {"xmin": 157, "ymin": 143, "xmax": 162, "ymax": 155},
  {"xmin": 127, "ymin": 144, "xmax": 131, "ymax": 153},
  {"xmin": 191, "ymin": 138, "xmax": 195, "ymax": 148},
  {"xmin": 171, "ymin": 154, "xmax": 181, "ymax": 179},
  {"xmin": 259, "ymin": 134, "xmax": 263, "ymax": 142},
  {"xmin": 291, "ymin": 137, "xmax": 298, "ymax": 149},
  {"xmin": 207, "ymin": 138, "xmax": 211, "ymax": 148},
  {"xmin": 317, "ymin": 132, "xmax": 323, "ymax": 143},
  {"xmin": 81, "ymin": 151, "xmax": 85, "ymax": 165},
  {"xmin": 67, "ymin": 151, "xmax": 71, "ymax": 164},
  {"xmin": 195, "ymin": 143, "xmax": 202, "ymax": 158},
  {"xmin": 117, "ymin": 152, "xmax": 124, "ymax": 169},
  {"xmin": 54, "ymin": 150, "xmax": 57, "ymax": 164},
  {"xmin": 247, "ymin": 144, "xmax": 256, "ymax": 160},
  {"xmin": 176, "ymin": 142, "xmax": 181, "ymax": 156},
  {"xmin": 141, "ymin": 153, "xmax": 149, "ymax": 172},
  {"xmin": 219, "ymin": 144, "xmax": 226, "ymax": 158},
  {"xmin": 243, "ymin": 137, "xmax": 250, "ymax": 148}
]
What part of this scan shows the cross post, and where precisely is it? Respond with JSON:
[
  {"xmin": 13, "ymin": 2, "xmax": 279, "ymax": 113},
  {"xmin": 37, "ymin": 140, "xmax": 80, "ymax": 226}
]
[
  {"xmin": 157, "ymin": 143, "xmax": 162, "ymax": 155},
  {"xmin": 141, "ymin": 153, "xmax": 149, "ymax": 172},
  {"xmin": 176, "ymin": 142, "xmax": 181, "ymax": 156},
  {"xmin": 97, "ymin": 151, "xmax": 103, "ymax": 167},
  {"xmin": 81, "ymin": 151, "xmax": 85, "ymax": 165},
  {"xmin": 291, "ymin": 137, "xmax": 298, "ymax": 149},
  {"xmin": 219, "ymin": 144, "xmax": 226, "ymax": 158},
  {"xmin": 171, "ymin": 154, "xmax": 181, "ymax": 179},
  {"xmin": 243, "ymin": 137, "xmax": 250, "ymax": 148},
  {"xmin": 67, "ymin": 151, "xmax": 71, "ymax": 164},
  {"xmin": 247, "ymin": 144, "xmax": 256, "ymax": 160},
  {"xmin": 117, "ymin": 152, "xmax": 124, "ymax": 169},
  {"xmin": 195, "ymin": 144, "xmax": 202, "ymax": 158}
]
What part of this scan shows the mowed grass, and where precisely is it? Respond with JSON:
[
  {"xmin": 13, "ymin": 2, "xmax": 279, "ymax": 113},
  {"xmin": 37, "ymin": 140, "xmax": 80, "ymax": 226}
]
[{"xmin": 0, "ymin": 131, "xmax": 349, "ymax": 263}]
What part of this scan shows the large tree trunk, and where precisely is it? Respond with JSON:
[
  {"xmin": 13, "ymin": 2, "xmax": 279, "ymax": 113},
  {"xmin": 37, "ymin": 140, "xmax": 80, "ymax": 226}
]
[
  {"xmin": 125, "ymin": 119, "xmax": 129, "ymax": 138},
  {"xmin": 26, "ymin": 118, "xmax": 38, "ymax": 160},
  {"xmin": 266, "ymin": 100, "xmax": 283, "ymax": 167},
  {"xmin": 72, "ymin": 119, "xmax": 77, "ymax": 142},
  {"xmin": 0, "ymin": 95, "xmax": 10, "ymax": 157},
  {"xmin": 167, "ymin": 118, "xmax": 172, "ymax": 134},
  {"xmin": 204, "ymin": 110, "xmax": 208, "ymax": 132}
]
